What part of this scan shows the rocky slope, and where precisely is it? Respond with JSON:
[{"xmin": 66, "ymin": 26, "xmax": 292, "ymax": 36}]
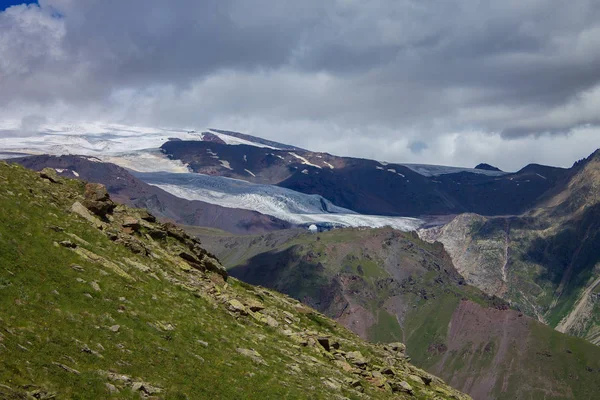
[
  {"xmin": 0, "ymin": 161, "xmax": 472, "ymax": 399},
  {"xmin": 0, "ymin": 162, "xmax": 476, "ymax": 399},
  {"xmin": 161, "ymin": 140, "xmax": 567, "ymax": 217},
  {"xmin": 419, "ymin": 149, "xmax": 600, "ymax": 345},
  {"xmin": 192, "ymin": 226, "xmax": 600, "ymax": 400},
  {"xmin": 13, "ymin": 155, "xmax": 290, "ymax": 234}
]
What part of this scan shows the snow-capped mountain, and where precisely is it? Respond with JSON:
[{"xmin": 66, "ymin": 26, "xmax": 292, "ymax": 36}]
[
  {"xmin": 0, "ymin": 122, "xmax": 425, "ymax": 231},
  {"xmin": 0, "ymin": 121, "xmax": 570, "ymax": 226}
]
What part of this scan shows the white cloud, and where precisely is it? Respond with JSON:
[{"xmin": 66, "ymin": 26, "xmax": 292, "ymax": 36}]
[{"xmin": 0, "ymin": 0, "xmax": 598, "ymax": 168}]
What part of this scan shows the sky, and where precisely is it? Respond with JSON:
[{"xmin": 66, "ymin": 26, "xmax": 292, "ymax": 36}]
[{"xmin": 0, "ymin": 1, "xmax": 599, "ymax": 170}]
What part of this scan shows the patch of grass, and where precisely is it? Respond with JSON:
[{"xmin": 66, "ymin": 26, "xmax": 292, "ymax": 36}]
[
  {"xmin": 403, "ymin": 293, "xmax": 459, "ymax": 368},
  {"xmin": 367, "ymin": 309, "xmax": 403, "ymax": 343}
]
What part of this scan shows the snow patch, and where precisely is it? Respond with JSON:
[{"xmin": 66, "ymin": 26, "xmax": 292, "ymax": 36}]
[
  {"xmin": 244, "ymin": 169, "xmax": 256, "ymax": 177},
  {"xmin": 288, "ymin": 152, "xmax": 322, "ymax": 169},
  {"xmin": 323, "ymin": 161, "xmax": 335, "ymax": 169},
  {"xmin": 206, "ymin": 129, "xmax": 279, "ymax": 149},
  {"xmin": 219, "ymin": 160, "xmax": 233, "ymax": 170}
]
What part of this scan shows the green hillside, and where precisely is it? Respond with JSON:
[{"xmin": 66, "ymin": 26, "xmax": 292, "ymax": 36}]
[
  {"xmin": 196, "ymin": 226, "xmax": 600, "ymax": 399},
  {"xmin": 0, "ymin": 162, "xmax": 468, "ymax": 400}
]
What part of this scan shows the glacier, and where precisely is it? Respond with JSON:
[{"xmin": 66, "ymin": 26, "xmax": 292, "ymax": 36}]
[{"xmin": 134, "ymin": 171, "xmax": 424, "ymax": 231}]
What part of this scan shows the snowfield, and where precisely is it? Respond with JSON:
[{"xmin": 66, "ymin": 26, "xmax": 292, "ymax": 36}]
[
  {"xmin": 134, "ymin": 171, "xmax": 424, "ymax": 231},
  {"xmin": 0, "ymin": 122, "xmax": 281, "ymax": 168}
]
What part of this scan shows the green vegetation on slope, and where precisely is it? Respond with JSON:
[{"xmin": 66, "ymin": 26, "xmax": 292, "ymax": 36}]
[
  {"xmin": 0, "ymin": 162, "xmax": 469, "ymax": 399},
  {"xmin": 199, "ymin": 224, "xmax": 600, "ymax": 399}
]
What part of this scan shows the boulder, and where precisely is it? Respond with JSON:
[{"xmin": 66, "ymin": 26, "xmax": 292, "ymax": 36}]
[
  {"xmin": 264, "ymin": 315, "xmax": 279, "ymax": 327},
  {"xmin": 245, "ymin": 298, "xmax": 265, "ymax": 312},
  {"xmin": 105, "ymin": 383, "xmax": 119, "ymax": 394},
  {"xmin": 39, "ymin": 168, "xmax": 61, "ymax": 183},
  {"xmin": 116, "ymin": 236, "xmax": 148, "ymax": 255},
  {"xmin": 163, "ymin": 222, "xmax": 187, "ymax": 242},
  {"xmin": 85, "ymin": 183, "xmax": 110, "ymax": 202},
  {"xmin": 202, "ymin": 257, "xmax": 228, "ymax": 280},
  {"xmin": 138, "ymin": 209, "xmax": 156, "ymax": 222},
  {"xmin": 148, "ymin": 227, "xmax": 167, "ymax": 240},
  {"xmin": 131, "ymin": 381, "xmax": 162, "ymax": 395},
  {"xmin": 346, "ymin": 351, "xmax": 368, "ymax": 367},
  {"xmin": 390, "ymin": 380, "xmax": 413, "ymax": 394},
  {"xmin": 386, "ymin": 342, "xmax": 406, "ymax": 354},
  {"xmin": 121, "ymin": 217, "xmax": 141, "ymax": 232},
  {"xmin": 236, "ymin": 348, "xmax": 267, "ymax": 366},
  {"xmin": 227, "ymin": 299, "xmax": 248, "ymax": 315},
  {"xmin": 70, "ymin": 201, "xmax": 106, "ymax": 230},
  {"xmin": 82, "ymin": 183, "xmax": 115, "ymax": 217}
]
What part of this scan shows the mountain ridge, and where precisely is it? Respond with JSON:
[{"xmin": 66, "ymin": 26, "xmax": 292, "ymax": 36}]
[
  {"xmin": 419, "ymin": 148, "xmax": 600, "ymax": 345},
  {"xmin": 161, "ymin": 139, "xmax": 569, "ymax": 217},
  {"xmin": 192, "ymin": 225, "xmax": 600, "ymax": 399}
]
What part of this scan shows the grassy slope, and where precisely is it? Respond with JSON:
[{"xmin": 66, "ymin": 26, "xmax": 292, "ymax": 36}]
[
  {"xmin": 0, "ymin": 162, "xmax": 468, "ymax": 400},
  {"xmin": 199, "ymin": 227, "xmax": 600, "ymax": 399}
]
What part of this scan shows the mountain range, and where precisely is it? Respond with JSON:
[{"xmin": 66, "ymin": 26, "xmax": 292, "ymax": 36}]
[
  {"xmin": 1, "ymin": 123, "xmax": 599, "ymax": 400},
  {"xmin": 161, "ymin": 138, "xmax": 565, "ymax": 217}
]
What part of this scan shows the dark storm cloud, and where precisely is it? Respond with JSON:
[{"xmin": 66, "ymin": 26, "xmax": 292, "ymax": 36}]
[{"xmin": 0, "ymin": 0, "xmax": 599, "ymax": 169}]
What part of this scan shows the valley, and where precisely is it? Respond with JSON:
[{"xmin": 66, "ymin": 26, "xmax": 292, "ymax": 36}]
[
  {"xmin": 191, "ymin": 226, "xmax": 600, "ymax": 399},
  {"xmin": 3, "ymin": 3, "xmax": 599, "ymax": 399}
]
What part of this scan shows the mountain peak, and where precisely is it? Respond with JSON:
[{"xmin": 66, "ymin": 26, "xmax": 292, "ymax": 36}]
[
  {"xmin": 572, "ymin": 148, "xmax": 600, "ymax": 168},
  {"xmin": 474, "ymin": 163, "xmax": 502, "ymax": 172}
]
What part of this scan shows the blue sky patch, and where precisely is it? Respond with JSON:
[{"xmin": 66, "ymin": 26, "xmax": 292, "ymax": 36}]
[{"xmin": 0, "ymin": 1, "xmax": 37, "ymax": 12}]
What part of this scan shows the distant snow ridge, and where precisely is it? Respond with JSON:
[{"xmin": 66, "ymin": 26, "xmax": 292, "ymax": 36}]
[
  {"xmin": 400, "ymin": 163, "xmax": 508, "ymax": 177},
  {"xmin": 134, "ymin": 171, "xmax": 423, "ymax": 231}
]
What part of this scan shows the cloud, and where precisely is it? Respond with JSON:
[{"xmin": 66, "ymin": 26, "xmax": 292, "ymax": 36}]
[{"xmin": 0, "ymin": 0, "xmax": 599, "ymax": 169}]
